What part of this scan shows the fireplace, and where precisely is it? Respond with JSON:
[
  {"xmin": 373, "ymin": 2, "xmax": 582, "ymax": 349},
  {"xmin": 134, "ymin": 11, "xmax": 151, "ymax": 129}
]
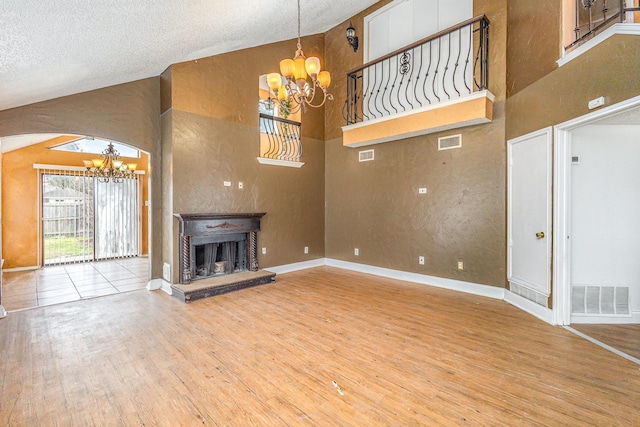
[
  {"xmin": 172, "ymin": 213, "xmax": 275, "ymax": 303},
  {"xmin": 174, "ymin": 213, "xmax": 264, "ymax": 284}
]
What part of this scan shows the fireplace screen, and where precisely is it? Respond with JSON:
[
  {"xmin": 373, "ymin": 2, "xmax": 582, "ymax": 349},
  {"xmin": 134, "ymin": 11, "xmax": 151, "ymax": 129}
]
[{"xmin": 192, "ymin": 236, "xmax": 247, "ymax": 280}]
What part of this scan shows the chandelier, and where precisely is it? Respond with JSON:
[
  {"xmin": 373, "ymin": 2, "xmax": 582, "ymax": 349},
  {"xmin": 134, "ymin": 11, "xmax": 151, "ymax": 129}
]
[
  {"xmin": 266, "ymin": 0, "xmax": 333, "ymax": 115},
  {"xmin": 83, "ymin": 142, "xmax": 137, "ymax": 183}
]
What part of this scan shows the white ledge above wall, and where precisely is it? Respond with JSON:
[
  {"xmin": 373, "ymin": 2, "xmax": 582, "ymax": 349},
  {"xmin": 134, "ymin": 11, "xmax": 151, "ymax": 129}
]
[
  {"xmin": 256, "ymin": 158, "xmax": 304, "ymax": 168},
  {"xmin": 558, "ymin": 23, "xmax": 640, "ymax": 67},
  {"xmin": 341, "ymin": 90, "xmax": 494, "ymax": 148}
]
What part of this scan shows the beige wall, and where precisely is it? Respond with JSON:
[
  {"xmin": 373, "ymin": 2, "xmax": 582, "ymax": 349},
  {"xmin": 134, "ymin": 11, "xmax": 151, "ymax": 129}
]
[
  {"xmin": 0, "ymin": 78, "xmax": 163, "ymax": 277},
  {"xmin": 506, "ymin": 34, "xmax": 640, "ymax": 140},
  {"xmin": 1, "ymin": 136, "xmax": 149, "ymax": 269},
  {"xmin": 162, "ymin": 37, "xmax": 327, "ymax": 281},
  {"xmin": 322, "ymin": 0, "xmax": 509, "ymax": 288},
  {"xmin": 506, "ymin": 0, "xmax": 562, "ymax": 97}
]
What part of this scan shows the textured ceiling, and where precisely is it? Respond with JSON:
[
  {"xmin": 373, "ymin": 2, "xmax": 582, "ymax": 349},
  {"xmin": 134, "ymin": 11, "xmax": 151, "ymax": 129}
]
[{"xmin": 0, "ymin": 0, "xmax": 378, "ymax": 112}]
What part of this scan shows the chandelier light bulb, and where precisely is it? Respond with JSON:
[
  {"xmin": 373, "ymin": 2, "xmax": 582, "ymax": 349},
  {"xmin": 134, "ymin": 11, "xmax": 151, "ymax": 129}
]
[
  {"xmin": 305, "ymin": 57, "xmax": 321, "ymax": 77},
  {"xmin": 318, "ymin": 71, "xmax": 331, "ymax": 89},
  {"xmin": 267, "ymin": 73, "xmax": 282, "ymax": 90}
]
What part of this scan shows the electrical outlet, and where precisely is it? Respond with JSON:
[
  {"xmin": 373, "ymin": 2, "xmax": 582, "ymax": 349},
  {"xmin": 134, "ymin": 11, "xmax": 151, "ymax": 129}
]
[
  {"xmin": 419, "ymin": 256, "xmax": 425, "ymax": 265},
  {"xmin": 418, "ymin": 188, "xmax": 427, "ymax": 194},
  {"xmin": 223, "ymin": 181, "xmax": 231, "ymax": 187},
  {"xmin": 304, "ymin": 246, "xmax": 309, "ymax": 254},
  {"xmin": 262, "ymin": 247, "xmax": 267, "ymax": 255},
  {"xmin": 238, "ymin": 182, "xmax": 243, "ymax": 189},
  {"xmin": 458, "ymin": 261, "xmax": 464, "ymax": 270},
  {"xmin": 354, "ymin": 248, "xmax": 359, "ymax": 256}
]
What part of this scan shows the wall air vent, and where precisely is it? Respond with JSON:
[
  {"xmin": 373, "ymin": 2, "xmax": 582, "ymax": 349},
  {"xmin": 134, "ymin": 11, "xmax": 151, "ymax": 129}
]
[
  {"xmin": 571, "ymin": 285, "xmax": 630, "ymax": 315},
  {"xmin": 438, "ymin": 134, "xmax": 462, "ymax": 151},
  {"xmin": 359, "ymin": 149, "xmax": 374, "ymax": 162},
  {"xmin": 571, "ymin": 155, "xmax": 580, "ymax": 165}
]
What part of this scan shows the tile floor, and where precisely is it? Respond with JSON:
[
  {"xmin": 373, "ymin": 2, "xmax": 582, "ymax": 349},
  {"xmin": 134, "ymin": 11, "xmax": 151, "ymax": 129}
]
[{"xmin": 1, "ymin": 257, "xmax": 149, "ymax": 311}]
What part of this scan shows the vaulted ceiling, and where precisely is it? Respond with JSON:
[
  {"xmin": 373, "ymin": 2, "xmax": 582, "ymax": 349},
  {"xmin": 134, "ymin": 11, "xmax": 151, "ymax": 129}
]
[{"xmin": 0, "ymin": 0, "xmax": 379, "ymax": 112}]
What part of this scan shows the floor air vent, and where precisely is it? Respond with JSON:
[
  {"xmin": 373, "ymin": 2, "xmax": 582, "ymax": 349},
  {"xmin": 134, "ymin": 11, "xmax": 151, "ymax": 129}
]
[
  {"xmin": 359, "ymin": 149, "xmax": 374, "ymax": 162},
  {"xmin": 438, "ymin": 134, "xmax": 462, "ymax": 151},
  {"xmin": 572, "ymin": 285, "xmax": 630, "ymax": 315},
  {"xmin": 509, "ymin": 283, "xmax": 549, "ymax": 307}
]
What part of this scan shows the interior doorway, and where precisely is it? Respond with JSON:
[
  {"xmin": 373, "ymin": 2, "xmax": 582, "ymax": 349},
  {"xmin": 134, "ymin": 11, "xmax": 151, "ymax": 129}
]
[
  {"xmin": 554, "ymin": 95, "xmax": 640, "ymax": 364},
  {"xmin": 554, "ymin": 95, "xmax": 640, "ymax": 325}
]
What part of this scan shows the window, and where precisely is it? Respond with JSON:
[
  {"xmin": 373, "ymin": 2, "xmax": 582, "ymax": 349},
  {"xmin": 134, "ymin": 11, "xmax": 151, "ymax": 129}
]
[{"xmin": 50, "ymin": 137, "xmax": 139, "ymax": 158}]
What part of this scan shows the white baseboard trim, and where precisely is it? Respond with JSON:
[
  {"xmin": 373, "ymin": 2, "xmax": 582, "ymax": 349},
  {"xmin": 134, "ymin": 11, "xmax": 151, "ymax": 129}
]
[
  {"xmin": 265, "ymin": 258, "xmax": 326, "ymax": 275},
  {"xmin": 504, "ymin": 290, "xmax": 555, "ymax": 325},
  {"xmin": 3, "ymin": 265, "xmax": 39, "ymax": 272},
  {"xmin": 325, "ymin": 258, "xmax": 505, "ymax": 300},
  {"xmin": 147, "ymin": 278, "xmax": 173, "ymax": 295},
  {"xmin": 570, "ymin": 312, "xmax": 640, "ymax": 324}
]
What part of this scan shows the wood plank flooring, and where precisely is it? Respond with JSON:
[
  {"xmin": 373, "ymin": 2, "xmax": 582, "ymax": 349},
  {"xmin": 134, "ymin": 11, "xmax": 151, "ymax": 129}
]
[
  {"xmin": 572, "ymin": 323, "xmax": 640, "ymax": 361},
  {"xmin": 1, "ymin": 266, "xmax": 639, "ymax": 426}
]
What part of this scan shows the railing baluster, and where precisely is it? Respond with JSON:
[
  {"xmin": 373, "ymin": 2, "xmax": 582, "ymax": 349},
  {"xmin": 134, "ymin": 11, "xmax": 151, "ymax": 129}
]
[
  {"xmin": 432, "ymin": 38, "xmax": 442, "ymax": 102},
  {"xmin": 462, "ymin": 26, "xmax": 472, "ymax": 93},
  {"xmin": 442, "ymin": 34, "xmax": 451, "ymax": 100},
  {"xmin": 422, "ymin": 42, "xmax": 432, "ymax": 105},
  {"xmin": 362, "ymin": 66, "xmax": 371, "ymax": 121},
  {"xmin": 388, "ymin": 59, "xmax": 399, "ymax": 114},
  {"xmin": 404, "ymin": 49, "xmax": 414, "ymax": 109},
  {"xmin": 380, "ymin": 59, "xmax": 391, "ymax": 116},
  {"xmin": 452, "ymin": 28, "xmax": 462, "ymax": 97},
  {"xmin": 414, "ymin": 44, "xmax": 424, "ymax": 108}
]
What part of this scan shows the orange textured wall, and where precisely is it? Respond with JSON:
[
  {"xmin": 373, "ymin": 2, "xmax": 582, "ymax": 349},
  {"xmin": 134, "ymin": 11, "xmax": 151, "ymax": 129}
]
[{"xmin": 2, "ymin": 136, "xmax": 149, "ymax": 269}]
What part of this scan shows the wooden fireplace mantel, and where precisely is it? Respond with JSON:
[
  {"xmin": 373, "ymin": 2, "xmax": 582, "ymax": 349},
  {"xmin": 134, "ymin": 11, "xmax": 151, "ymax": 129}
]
[{"xmin": 174, "ymin": 213, "xmax": 266, "ymax": 236}]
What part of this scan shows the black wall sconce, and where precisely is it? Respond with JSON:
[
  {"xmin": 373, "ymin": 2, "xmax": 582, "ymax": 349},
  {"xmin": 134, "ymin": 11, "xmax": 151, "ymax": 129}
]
[{"xmin": 346, "ymin": 21, "xmax": 359, "ymax": 52}]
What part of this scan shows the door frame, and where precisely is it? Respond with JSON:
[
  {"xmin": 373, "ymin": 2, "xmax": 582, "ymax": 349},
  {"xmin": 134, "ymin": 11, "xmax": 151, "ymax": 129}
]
[
  {"xmin": 553, "ymin": 94, "xmax": 640, "ymax": 325},
  {"xmin": 507, "ymin": 127, "xmax": 553, "ymax": 298}
]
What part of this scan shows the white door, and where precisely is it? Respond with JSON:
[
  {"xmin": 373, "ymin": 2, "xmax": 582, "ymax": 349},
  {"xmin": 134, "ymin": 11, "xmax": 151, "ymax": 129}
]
[{"xmin": 507, "ymin": 127, "xmax": 553, "ymax": 300}]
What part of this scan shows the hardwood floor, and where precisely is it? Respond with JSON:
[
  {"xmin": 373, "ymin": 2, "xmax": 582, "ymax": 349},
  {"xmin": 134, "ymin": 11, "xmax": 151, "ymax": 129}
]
[
  {"xmin": 572, "ymin": 323, "xmax": 640, "ymax": 361},
  {"xmin": 1, "ymin": 266, "xmax": 639, "ymax": 425}
]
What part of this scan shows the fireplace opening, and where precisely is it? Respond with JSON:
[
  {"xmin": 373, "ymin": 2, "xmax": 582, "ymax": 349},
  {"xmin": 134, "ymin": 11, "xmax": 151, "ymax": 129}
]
[{"xmin": 191, "ymin": 233, "xmax": 248, "ymax": 281}]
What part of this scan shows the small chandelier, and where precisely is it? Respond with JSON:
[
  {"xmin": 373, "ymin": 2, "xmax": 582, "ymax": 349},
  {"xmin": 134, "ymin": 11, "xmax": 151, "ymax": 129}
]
[
  {"xmin": 266, "ymin": 0, "xmax": 333, "ymax": 115},
  {"xmin": 83, "ymin": 142, "xmax": 137, "ymax": 183}
]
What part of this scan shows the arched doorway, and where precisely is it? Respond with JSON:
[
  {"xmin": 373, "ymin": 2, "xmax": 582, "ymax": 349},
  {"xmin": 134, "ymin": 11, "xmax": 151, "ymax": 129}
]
[{"xmin": 0, "ymin": 133, "xmax": 153, "ymax": 311}]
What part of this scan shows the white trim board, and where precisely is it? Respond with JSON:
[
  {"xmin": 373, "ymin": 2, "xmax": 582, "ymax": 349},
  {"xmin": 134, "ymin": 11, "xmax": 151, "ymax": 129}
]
[
  {"xmin": 558, "ymin": 23, "xmax": 640, "ymax": 67},
  {"xmin": 147, "ymin": 278, "xmax": 172, "ymax": 295},
  {"xmin": 504, "ymin": 290, "xmax": 554, "ymax": 325},
  {"xmin": 256, "ymin": 158, "xmax": 304, "ymax": 168},
  {"xmin": 571, "ymin": 312, "xmax": 640, "ymax": 324},
  {"xmin": 325, "ymin": 258, "xmax": 505, "ymax": 300},
  {"xmin": 264, "ymin": 258, "xmax": 325, "ymax": 275}
]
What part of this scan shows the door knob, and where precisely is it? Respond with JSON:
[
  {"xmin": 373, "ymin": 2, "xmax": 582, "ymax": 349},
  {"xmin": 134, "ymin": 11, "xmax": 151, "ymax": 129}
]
[{"xmin": 536, "ymin": 232, "xmax": 545, "ymax": 239}]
